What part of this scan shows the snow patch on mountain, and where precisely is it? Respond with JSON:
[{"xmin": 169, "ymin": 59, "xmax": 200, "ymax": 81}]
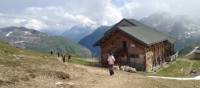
[
  {"xmin": 14, "ymin": 41, "xmax": 25, "ymax": 44},
  {"xmin": 6, "ymin": 32, "xmax": 13, "ymax": 37},
  {"xmin": 24, "ymin": 31, "xmax": 32, "ymax": 35}
]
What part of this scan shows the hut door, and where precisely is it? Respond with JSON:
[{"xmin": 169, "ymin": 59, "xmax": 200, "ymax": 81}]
[
  {"xmin": 122, "ymin": 41, "xmax": 129, "ymax": 64},
  {"xmin": 145, "ymin": 51, "xmax": 154, "ymax": 72},
  {"xmin": 122, "ymin": 41, "xmax": 128, "ymax": 51}
]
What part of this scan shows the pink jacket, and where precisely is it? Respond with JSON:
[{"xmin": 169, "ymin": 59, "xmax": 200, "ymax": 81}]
[{"xmin": 107, "ymin": 55, "xmax": 115, "ymax": 65}]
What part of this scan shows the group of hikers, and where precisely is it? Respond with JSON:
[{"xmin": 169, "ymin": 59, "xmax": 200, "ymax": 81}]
[
  {"xmin": 50, "ymin": 50, "xmax": 71, "ymax": 62},
  {"xmin": 50, "ymin": 49, "xmax": 116, "ymax": 76}
]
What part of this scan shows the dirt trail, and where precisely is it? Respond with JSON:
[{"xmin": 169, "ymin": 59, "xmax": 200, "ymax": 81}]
[
  {"xmin": 70, "ymin": 64, "xmax": 200, "ymax": 88},
  {"xmin": 72, "ymin": 64, "xmax": 145, "ymax": 88},
  {"xmin": 56, "ymin": 57, "xmax": 200, "ymax": 88}
]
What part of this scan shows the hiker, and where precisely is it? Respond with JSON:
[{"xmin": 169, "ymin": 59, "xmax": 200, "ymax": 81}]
[
  {"xmin": 107, "ymin": 52, "xmax": 115, "ymax": 76},
  {"xmin": 68, "ymin": 54, "xmax": 71, "ymax": 62},
  {"xmin": 57, "ymin": 52, "xmax": 60, "ymax": 57},
  {"xmin": 50, "ymin": 50, "xmax": 53, "ymax": 55},
  {"xmin": 118, "ymin": 57, "xmax": 122, "ymax": 70},
  {"xmin": 62, "ymin": 54, "xmax": 66, "ymax": 62}
]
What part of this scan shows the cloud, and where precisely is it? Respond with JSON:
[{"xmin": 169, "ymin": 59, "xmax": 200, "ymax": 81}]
[
  {"xmin": 0, "ymin": 0, "xmax": 200, "ymax": 32},
  {"xmin": 119, "ymin": 1, "xmax": 142, "ymax": 18},
  {"xmin": 0, "ymin": 14, "xmax": 47, "ymax": 31},
  {"xmin": 24, "ymin": 6, "xmax": 98, "ymax": 30},
  {"xmin": 21, "ymin": 1, "xmax": 123, "ymax": 30},
  {"xmin": 24, "ymin": 18, "xmax": 48, "ymax": 30},
  {"xmin": 63, "ymin": 12, "xmax": 97, "ymax": 26},
  {"xmin": 103, "ymin": 1, "xmax": 123, "ymax": 25}
]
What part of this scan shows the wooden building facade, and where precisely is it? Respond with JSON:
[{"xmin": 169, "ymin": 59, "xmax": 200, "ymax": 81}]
[{"xmin": 94, "ymin": 19, "xmax": 176, "ymax": 72}]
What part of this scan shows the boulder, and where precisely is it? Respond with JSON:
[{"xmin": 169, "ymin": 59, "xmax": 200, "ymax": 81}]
[
  {"xmin": 121, "ymin": 66, "xmax": 137, "ymax": 73},
  {"xmin": 190, "ymin": 70, "xmax": 197, "ymax": 74},
  {"xmin": 113, "ymin": 66, "xmax": 120, "ymax": 70}
]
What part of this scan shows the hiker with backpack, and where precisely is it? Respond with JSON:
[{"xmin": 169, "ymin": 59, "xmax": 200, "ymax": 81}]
[
  {"xmin": 61, "ymin": 54, "xmax": 66, "ymax": 62},
  {"xmin": 107, "ymin": 52, "xmax": 115, "ymax": 76}
]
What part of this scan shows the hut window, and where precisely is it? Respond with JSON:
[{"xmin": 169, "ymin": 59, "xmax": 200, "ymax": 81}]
[
  {"xmin": 130, "ymin": 54, "xmax": 139, "ymax": 58},
  {"xmin": 131, "ymin": 44, "xmax": 135, "ymax": 48},
  {"xmin": 111, "ymin": 40, "xmax": 114, "ymax": 45},
  {"xmin": 122, "ymin": 41, "xmax": 127, "ymax": 49}
]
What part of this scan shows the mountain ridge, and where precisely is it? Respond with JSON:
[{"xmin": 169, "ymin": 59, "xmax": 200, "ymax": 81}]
[
  {"xmin": 62, "ymin": 25, "xmax": 95, "ymax": 42},
  {"xmin": 0, "ymin": 26, "xmax": 91, "ymax": 57}
]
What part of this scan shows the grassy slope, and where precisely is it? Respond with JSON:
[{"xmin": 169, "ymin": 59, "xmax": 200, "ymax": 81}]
[
  {"xmin": 157, "ymin": 57, "xmax": 200, "ymax": 77},
  {"xmin": 158, "ymin": 59, "xmax": 191, "ymax": 77},
  {"xmin": 0, "ymin": 42, "xmax": 89, "ymax": 88},
  {"xmin": 71, "ymin": 58, "xmax": 92, "ymax": 66},
  {"xmin": 26, "ymin": 36, "xmax": 91, "ymax": 57},
  {"xmin": 192, "ymin": 60, "xmax": 200, "ymax": 71},
  {"xmin": 0, "ymin": 42, "xmax": 95, "ymax": 88}
]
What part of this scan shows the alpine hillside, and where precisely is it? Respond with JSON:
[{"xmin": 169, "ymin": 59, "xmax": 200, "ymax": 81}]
[{"xmin": 0, "ymin": 26, "xmax": 91, "ymax": 57}]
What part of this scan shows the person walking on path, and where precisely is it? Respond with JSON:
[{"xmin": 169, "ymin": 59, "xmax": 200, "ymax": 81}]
[
  {"xmin": 107, "ymin": 53, "xmax": 115, "ymax": 76},
  {"xmin": 50, "ymin": 50, "xmax": 53, "ymax": 55},
  {"xmin": 57, "ymin": 52, "xmax": 60, "ymax": 57},
  {"xmin": 68, "ymin": 54, "xmax": 71, "ymax": 62},
  {"xmin": 62, "ymin": 54, "xmax": 66, "ymax": 62}
]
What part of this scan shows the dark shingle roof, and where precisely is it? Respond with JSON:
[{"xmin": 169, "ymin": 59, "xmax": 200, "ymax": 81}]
[
  {"xmin": 126, "ymin": 19, "xmax": 145, "ymax": 26},
  {"xmin": 118, "ymin": 26, "xmax": 167, "ymax": 45},
  {"xmin": 125, "ymin": 19, "xmax": 176, "ymax": 44},
  {"xmin": 94, "ymin": 18, "xmax": 176, "ymax": 46}
]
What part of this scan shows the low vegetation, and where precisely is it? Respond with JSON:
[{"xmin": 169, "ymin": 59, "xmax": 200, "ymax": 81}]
[
  {"xmin": 26, "ymin": 36, "xmax": 91, "ymax": 57},
  {"xmin": 71, "ymin": 58, "xmax": 92, "ymax": 65},
  {"xmin": 0, "ymin": 42, "xmax": 83, "ymax": 88},
  {"xmin": 157, "ymin": 58, "xmax": 200, "ymax": 77},
  {"xmin": 0, "ymin": 42, "xmax": 103, "ymax": 88},
  {"xmin": 192, "ymin": 60, "xmax": 200, "ymax": 71},
  {"xmin": 70, "ymin": 57, "xmax": 98, "ymax": 66}
]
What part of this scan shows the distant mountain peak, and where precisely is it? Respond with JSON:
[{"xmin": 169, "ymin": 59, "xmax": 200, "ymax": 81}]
[{"xmin": 62, "ymin": 25, "xmax": 96, "ymax": 42}]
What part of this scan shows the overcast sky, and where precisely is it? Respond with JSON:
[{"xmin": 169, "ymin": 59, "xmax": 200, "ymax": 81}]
[{"xmin": 0, "ymin": 0, "xmax": 200, "ymax": 32}]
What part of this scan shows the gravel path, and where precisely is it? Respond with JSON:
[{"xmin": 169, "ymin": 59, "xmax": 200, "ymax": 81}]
[
  {"xmin": 70, "ymin": 64, "xmax": 200, "ymax": 88},
  {"xmin": 148, "ymin": 76, "xmax": 200, "ymax": 80}
]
